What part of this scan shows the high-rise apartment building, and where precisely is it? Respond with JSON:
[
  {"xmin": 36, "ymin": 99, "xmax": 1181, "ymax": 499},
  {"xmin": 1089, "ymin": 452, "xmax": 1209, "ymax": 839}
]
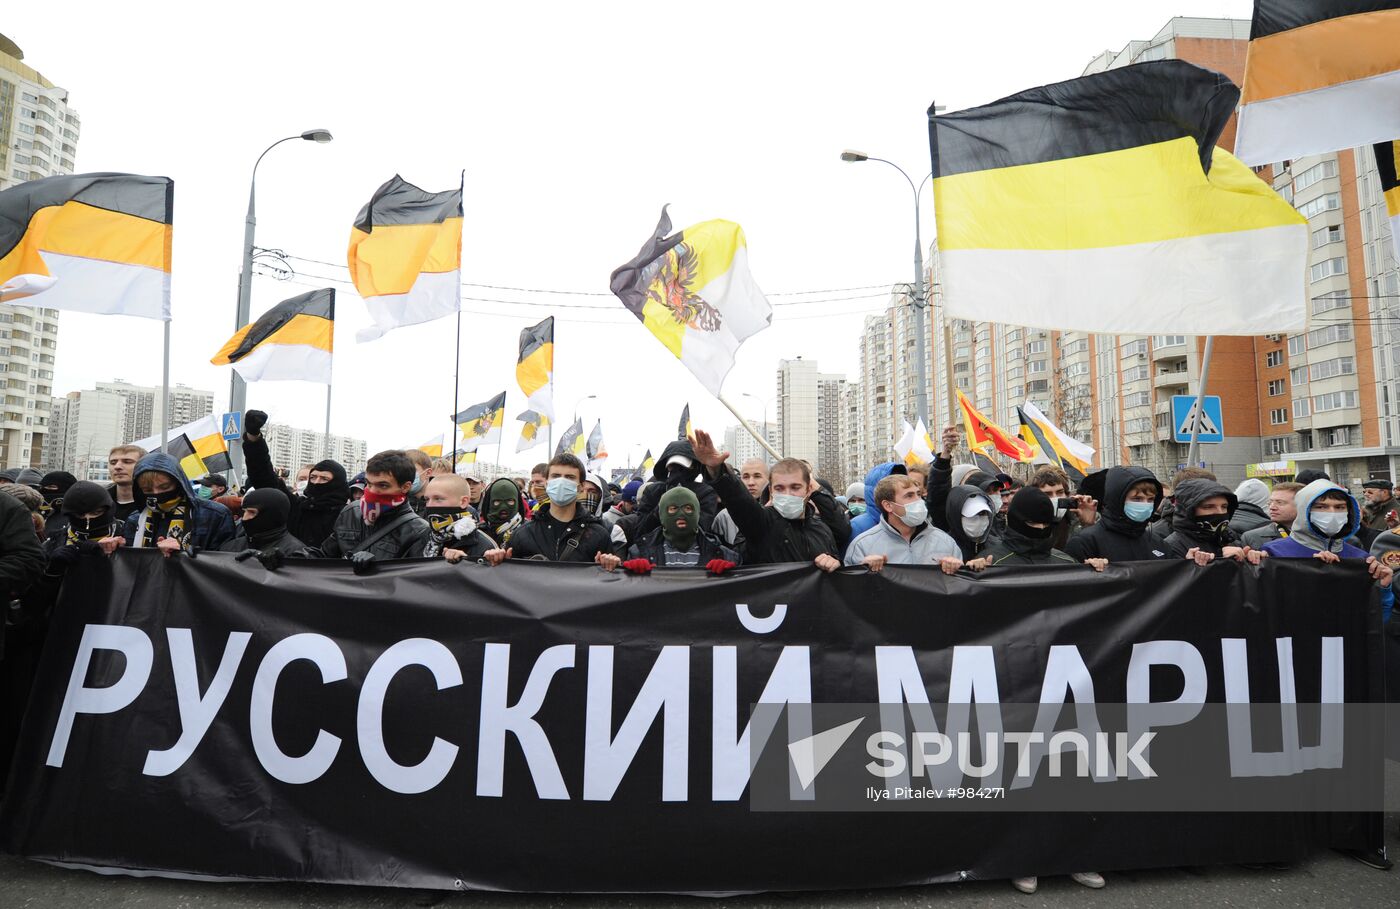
[
  {"xmin": 263, "ymin": 422, "xmax": 368, "ymax": 478},
  {"xmin": 723, "ymin": 420, "xmax": 776, "ymax": 469},
  {"xmin": 0, "ymin": 34, "xmax": 79, "ymax": 469},
  {"xmin": 773, "ymin": 358, "xmax": 854, "ymax": 488},
  {"xmin": 96, "ymin": 381, "xmax": 213, "ymax": 444},
  {"xmin": 43, "ymin": 382, "xmax": 215, "ymax": 476}
]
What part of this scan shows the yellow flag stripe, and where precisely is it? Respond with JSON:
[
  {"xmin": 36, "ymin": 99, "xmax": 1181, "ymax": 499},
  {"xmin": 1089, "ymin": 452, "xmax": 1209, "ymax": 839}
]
[
  {"xmin": 639, "ymin": 297, "xmax": 685, "ymax": 357},
  {"xmin": 211, "ymin": 313, "xmax": 332, "ymax": 364},
  {"xmin": 933, "ymin": 138, "xmax": 1302, "ymax": 250},
  {"xmin": 515, "ymin": 341, "xmax": 553, "ymax": 395},
  {"xmin": 679, "ymin": 219, "xmax": 746, "ymax": 291},
  {"xmin": 0, "ymin": 202, "xmax": 171, "ymax": 278},
  {"xmin": 347, "ymin": 217, "xmax": 463, "ymax": 297}
]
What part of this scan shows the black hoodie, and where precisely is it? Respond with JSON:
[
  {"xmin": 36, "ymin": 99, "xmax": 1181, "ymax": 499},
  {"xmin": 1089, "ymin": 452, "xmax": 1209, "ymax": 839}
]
[
  {"xmin": 634, "ymin": 440, "xmax": 720, "ymax": 535},
  {"xmin": 1063, "ymin": 466, "xmax": 1166, "ymax": 562},
  {"xmin": 944, "ymin": 485, "xmax": 998, "ymax": 561},
  {"xmin": 242, "ymin": 433, "xmax": 350, "ymax": 546},
  {"xmin": 1161, "ymin": 478, "xmax": 1240, "ymax": 558}
]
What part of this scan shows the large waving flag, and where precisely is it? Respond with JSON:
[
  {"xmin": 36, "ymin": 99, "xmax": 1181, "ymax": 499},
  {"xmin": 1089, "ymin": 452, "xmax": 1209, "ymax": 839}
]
[
  {"xmin": 134, "ymin": 416, "xmax": 229, "ymax": 475},
  {"xmin": 610, "ymin": 207, "xmax": 772, "ymax": 396},
  {"xmin": 417, "ymin": 434, "xmax": 445, "ymax": 458},
  {"xmin": 1235, "ymin": 2, "xmax": 1400, "ymax": 165},
  {"xmin": 928, "ymin": 61, "xmax": 1307, "ymax": 335},
  {"xmin": 586, "ymin": 419, "xmax": 608, "ymax": 472},
  {"xmin": 455, "ymin": 391, "xmax": 506, "ymax": 453},
  {"xmin": 516, "ymin": 317, "xmax": 554, "ymax": 420},
  {"xmin": 1378, "ymin": 141, "xmax": 1400, "ymax": 261},
  {"xmin": 958, "ymin": 390, "xmax": 1034, "ymax": 463},
  {"xmin": 211, "ymin": 288, "xmax": 334, "ymax": 384},
  {"xmin": 348, "ymin": 175, "xmax": 462, "ymax": 342},
  {"xmin": 1017, "ymin": 401, "xmax": 1094, "ymax": 482},
  {"xmin": 516, "ymin": 409, "xmax": 549, "ymax": 453},
  {"xmin": 555, "ymin": 417, "xmax": 585, "ymax": 458},
  {"xmin": 0, "ymin": 173, "xmax": 172, "ymax": 319}
]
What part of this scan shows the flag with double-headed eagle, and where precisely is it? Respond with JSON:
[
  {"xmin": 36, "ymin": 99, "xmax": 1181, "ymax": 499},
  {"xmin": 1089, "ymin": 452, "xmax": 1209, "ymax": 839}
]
[
  {"xmin": 610, "ymin": 207, "xmax": 772, "ymax": 396},
  {"xmin": 454, "ymin": 391, "xmax": 506, "ymax": 453}
]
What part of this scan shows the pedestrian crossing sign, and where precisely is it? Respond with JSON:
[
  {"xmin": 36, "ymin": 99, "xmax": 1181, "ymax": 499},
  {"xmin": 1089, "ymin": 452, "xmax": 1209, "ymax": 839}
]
[
  {"xmin": 1172, "ymin": 395, "xmax": 1223, "ymax": 443},
  {"xmin": 221, "ymin": 412, "xmax": 243, "ymax": 441}
]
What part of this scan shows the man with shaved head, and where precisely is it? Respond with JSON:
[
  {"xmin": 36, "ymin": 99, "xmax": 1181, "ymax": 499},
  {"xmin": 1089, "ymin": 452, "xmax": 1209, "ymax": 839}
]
[
  {"xmin": 713, "ymin": 457, "xmax": 768, "ymax": 548},
  {"xmin": 422, "ymin": 473, "xmax": 497, "ymax": 562}
]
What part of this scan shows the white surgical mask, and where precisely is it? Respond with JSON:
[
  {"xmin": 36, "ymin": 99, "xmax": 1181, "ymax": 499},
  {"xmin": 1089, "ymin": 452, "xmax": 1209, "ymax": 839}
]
[
  {"xmin": 963, "ymin": 514, "xmax": 991, "ymax": 538},
  {"xmin": 772, "ymin": 493, "xmax": 806, "ymax": 520},
  {"xmin": 546, "ymin": 477, "xmax": 578, "ymax": 506},
  {"xmin": 1053, "ymin": 503, "xmax": 1070, "ymax": 522},
  {"xmin": 1312, "ymin": 511, "xmax": 1348, "ymax": 537},
  {"xmin": 295, "ymin": 481, "xmax": 308, "ymax": 495},
  {"xmin": 896, "ymin": 500, "xmax": 928, "ymax": 528}
]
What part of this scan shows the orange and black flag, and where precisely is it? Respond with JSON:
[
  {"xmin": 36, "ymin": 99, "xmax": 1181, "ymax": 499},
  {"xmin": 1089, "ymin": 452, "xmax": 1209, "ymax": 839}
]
[
  {"xmin": 348, "ymin": 175, "xmax": 462, "ymax": 342},
  {"xmin": 0, "ymin": 173, "xmax": 172, "ymax": 319},
  {"xmin": 516, "ymin": 317, "xmax": 554, "ymax": 420},
  {"xmin": 164, "ymin": 433, "xmax": 207, "ymax": 481},
  {"xmin": 211, "ymin": 288, "xmax": 334, "ymax": 384},
  {"xmin": 957, "ymin": 390, "xmax": 1034, "ymax": 463},
  {"xmin": 1377, "ymin": 141, "xmax": 1400, "ymax": 262},
  {"xmin": 1236, "ymin": 1, "xmax": 1400, "ymax": 165}
]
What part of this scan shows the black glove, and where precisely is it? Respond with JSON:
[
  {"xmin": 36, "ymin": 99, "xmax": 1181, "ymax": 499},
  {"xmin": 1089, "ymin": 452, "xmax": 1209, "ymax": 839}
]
[
  {"xmin": 256, "ymin": 548, "xmax": 285, "ymax": 571},
  {"xmin": 350, "ymin": 550, "xmax": 376, "ymax": 575},
  {"xmin": 244, "ymin": 409, "xmax": 269, "ymax": 437}
]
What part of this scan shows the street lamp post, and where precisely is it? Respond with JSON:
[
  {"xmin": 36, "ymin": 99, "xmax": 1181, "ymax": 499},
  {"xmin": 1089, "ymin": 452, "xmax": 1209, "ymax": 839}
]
[
  {"xmin": 229, "ymin": 129, "xmax": 332, "ymax": 480},
  {"xmin": 739, "ymin": 392, "xmax": 770, "ymax": 464},
  {"xmin": 841, "ymin": 150, "xmax": 933, "ymax": 429}
]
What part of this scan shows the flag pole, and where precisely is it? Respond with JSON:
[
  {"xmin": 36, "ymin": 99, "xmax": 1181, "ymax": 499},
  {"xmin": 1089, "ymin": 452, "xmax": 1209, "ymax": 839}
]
[
  {"xmin": 717, "ymin": 393, "xmax": 782, "ymax": 461},
  {"xmin": 451, "ymin": 310, "xmax": 462, "ymax": 465},
  {"xmin": 1185, "ymin": 336, "xmax": 1215, "ymax": 469},
  {"xmin": 160, "ymin": 318, "xmax": 171, "ymax": 448},
  {"xmin": 325, "ymin": 288, "xmax": 335, "ymax": 458}
]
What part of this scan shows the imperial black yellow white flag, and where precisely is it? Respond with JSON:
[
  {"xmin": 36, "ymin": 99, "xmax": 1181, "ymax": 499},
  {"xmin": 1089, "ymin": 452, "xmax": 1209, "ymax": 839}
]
[
  {"xmin": 516, "ymin": 317, "xmax": 554, "ymax": 420},
  {"xmin": 516, "ymin": 409, "xmax": 549, "ymax": 453},
  {"xmin": 0, "ymin": 173, "xmax": 172, "ymax": 319},
  {"xmin": 1018, "ymin": 400, "xmax": 1094, "ymax": 482},
  {"xmin": 454, "ymin": 391, "xmax": 506, "ymax": 453},
  {"xmin": 1235, "ymin": 1, "xmax": 1400, "ymax": 165},
  {"xmin": 1377, "ymin": 141, "xmax": 1400, "ymax": 262},
  {"xmin": 211, "ymin": 288, "xmax": 334, "ymax": 384},
  {"xmin": 928, "ymin": 61, "xmax": 1308, "ymax": 335},
  {"xmin": 347, "ymin": 175, "xmax": 462, "ymax": 342},
  {"xmin": 677, "ymin": 404, "xmax": 692, "ymax": 441},
  {"xmin": 416, "ymin": 435, "xmax": 445, "ymax": 458},
  {"xmin": 586, "ymin": 419, "xmax": 607, "ymax": 472},
  {"xmin": 555, "ymin": 417, "xmax": 585, "ymax": 458},
  {"xmin": 610, "ymin": 207, "xmax": 772, "ymax": 396},
  {"xmin": 134, "ymin": 416, "xmax": 230, "ymax": 474}
]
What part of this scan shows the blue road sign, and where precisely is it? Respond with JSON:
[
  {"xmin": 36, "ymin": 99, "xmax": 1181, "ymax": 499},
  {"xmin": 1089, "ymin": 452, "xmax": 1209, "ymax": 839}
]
[
  {"xmin": 220, "ymin": 412, "xmax": 243, "ymax": 441},
  {"xmin": 1172, "ymin": 395, "xmax": 1223, "ymax": 444}
]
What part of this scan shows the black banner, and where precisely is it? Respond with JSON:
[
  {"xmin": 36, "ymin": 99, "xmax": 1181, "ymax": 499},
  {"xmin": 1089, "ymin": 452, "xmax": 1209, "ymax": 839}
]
[{"xmin": 0, "ymin": 552, "xmax": 1386, "ymax": 892}]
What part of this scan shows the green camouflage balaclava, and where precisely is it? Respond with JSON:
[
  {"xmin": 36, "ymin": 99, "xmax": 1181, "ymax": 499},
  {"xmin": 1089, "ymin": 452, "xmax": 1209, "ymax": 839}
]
[{"xmin": 485, "ymin": 478, "xmax": 520, "ymax": 526}]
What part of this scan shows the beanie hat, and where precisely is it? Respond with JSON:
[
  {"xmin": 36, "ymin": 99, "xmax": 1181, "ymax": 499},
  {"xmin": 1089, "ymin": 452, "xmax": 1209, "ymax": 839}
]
[
  {"xmin": 1295, "ymin": 468, "xmax": 1330, "ymax": 486},
  {"xmin": 1234, "ymin": 478, "xmax": 1271, "ymax": 510},
  {"xmin": 15, "ymin": 467, "xmax": 44, "ymax": 488},
  {"xmin": 621, "ymin": 479, "xmax": 643, "ymax": 503},
  {"xmin": 1371, "ymin": 528, "xmax": 1400, "ymax": 571},
  {"xmin": 951, "ymin": 464, "xmax": 978, "ymax": 486},
  {"xmin": 214, "ymin": 495, "xmax": 244, "ymax": 519},
  {"xmin": 61, "ymin": 480, "xmax": 114, "ymax": 516},
  {"xmin": 845, "ymin": 482, "xmax": 865, "ymax": 501},
  {"xmin": 41, "ymin": 471, "xmax": 77, "ymax": 494}
]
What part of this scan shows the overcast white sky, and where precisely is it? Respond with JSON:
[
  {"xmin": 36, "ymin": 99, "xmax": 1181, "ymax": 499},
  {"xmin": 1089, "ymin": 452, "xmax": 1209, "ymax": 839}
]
[{"xmin": 8, "ymin": 1, "xmax": 1254, "ymax": 470}]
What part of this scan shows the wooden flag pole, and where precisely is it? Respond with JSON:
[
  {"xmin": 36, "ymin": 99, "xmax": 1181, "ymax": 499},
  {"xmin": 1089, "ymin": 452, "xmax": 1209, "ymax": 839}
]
[{"xmin": 717, "ymin": 394, "xmax": 782, "ymax": 461}]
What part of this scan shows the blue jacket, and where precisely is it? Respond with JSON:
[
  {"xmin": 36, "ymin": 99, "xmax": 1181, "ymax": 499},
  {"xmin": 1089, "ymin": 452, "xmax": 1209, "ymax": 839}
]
[
  {"xmin": 122, "ymin": 452, "xmax": 235, "ymax": 552},
  {"xmin": 848, "ymin": 462, "xmax": 906, "ymax": 542}
]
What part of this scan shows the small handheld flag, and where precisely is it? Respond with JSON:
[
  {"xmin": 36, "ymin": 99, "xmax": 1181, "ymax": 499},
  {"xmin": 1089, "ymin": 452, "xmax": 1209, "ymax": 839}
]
[
  {"xmin": 555, "ymin": 418, "xmax": 586, "ymax": 458},
  {"xmin": 958, "ymin": 391, "xmax": 1034, "ymax": 463},
  {"xmin": 1017, "ymin": 401, "xmax": 1094, "ymax": 482}
]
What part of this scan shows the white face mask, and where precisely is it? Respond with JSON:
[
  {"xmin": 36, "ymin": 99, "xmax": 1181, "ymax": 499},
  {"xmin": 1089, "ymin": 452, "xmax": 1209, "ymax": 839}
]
[
  {"xmin": 895, "ymin": 500, "xmax": 928, "ymax": 528},
  {"xmin": 295, "ymin": 481, "xmax": 308, "ymax": 495},
  {"xmin": 963, "ymin": 514, "xmax": 991, "ymax": 539},
  {"xmin": 1312, "ymin": 511, "xmax": 1348, "ymax": 537},
  {"xmin": 772, "ymin": 493, "xmax": 806, "ymax": 520}
]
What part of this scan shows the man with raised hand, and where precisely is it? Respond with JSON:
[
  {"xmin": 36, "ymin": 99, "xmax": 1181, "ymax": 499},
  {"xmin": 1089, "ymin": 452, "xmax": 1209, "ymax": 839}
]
[{"xmin": 690, "ymin": 428, "xmax": 839, "ymax": 572}]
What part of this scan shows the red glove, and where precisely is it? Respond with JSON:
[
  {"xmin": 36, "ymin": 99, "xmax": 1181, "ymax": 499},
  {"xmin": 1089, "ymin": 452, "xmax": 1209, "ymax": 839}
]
[
  {"xmin": 622, "ymin": 558, "xmax": 655, "ymax": 575},
  {"xmin": 706, "ymin": 559, "xmax": 737, "ymax": 575}
]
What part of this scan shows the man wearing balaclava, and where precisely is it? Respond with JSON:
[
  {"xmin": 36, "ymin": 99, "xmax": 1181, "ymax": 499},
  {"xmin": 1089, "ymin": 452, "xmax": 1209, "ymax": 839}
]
[
  {"xmin": 218, "ymin": 487, "xmax": 310, "ymax": 563},
  {"xmin": 1161, "ymin": 478, "xmax": 1255, "ymax": 562},
  {"xmin": 480, "ymin": 477, "xmax": 527, "ymax": 548},
  {"xmin": 945, "ymin": 484, "xmax": 998, "ymax": 565},
  {"xmin": 622, "ymin": 485, "xmax": 740, "ymax": 573},
  {"xmin": 985, "ymin": 487, "xmax": 1107, "ymax": 571},
  {"xmin": 632, "ymin": 440, "xmax": 721, "ymax": 537},
  {"xmin": 37, "ymin": 470, "xmax": 77, "ymax": 539},
  {"xmin": 240, "ymin": 409, "xmax": 351, "ymax": 545}
]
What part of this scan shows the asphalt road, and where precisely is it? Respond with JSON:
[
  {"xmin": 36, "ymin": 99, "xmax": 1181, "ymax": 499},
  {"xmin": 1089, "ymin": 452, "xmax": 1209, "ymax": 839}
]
[{"xmin": 6, "ymin": 765, "xmax": 1400, "ymax": 907}]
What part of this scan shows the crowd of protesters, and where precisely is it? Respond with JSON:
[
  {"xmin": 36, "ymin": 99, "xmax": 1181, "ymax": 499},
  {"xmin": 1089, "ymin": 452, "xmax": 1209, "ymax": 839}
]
[{"xmin": 0, "ymin": 409, "xmax": 1398, "ymax": 890}]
